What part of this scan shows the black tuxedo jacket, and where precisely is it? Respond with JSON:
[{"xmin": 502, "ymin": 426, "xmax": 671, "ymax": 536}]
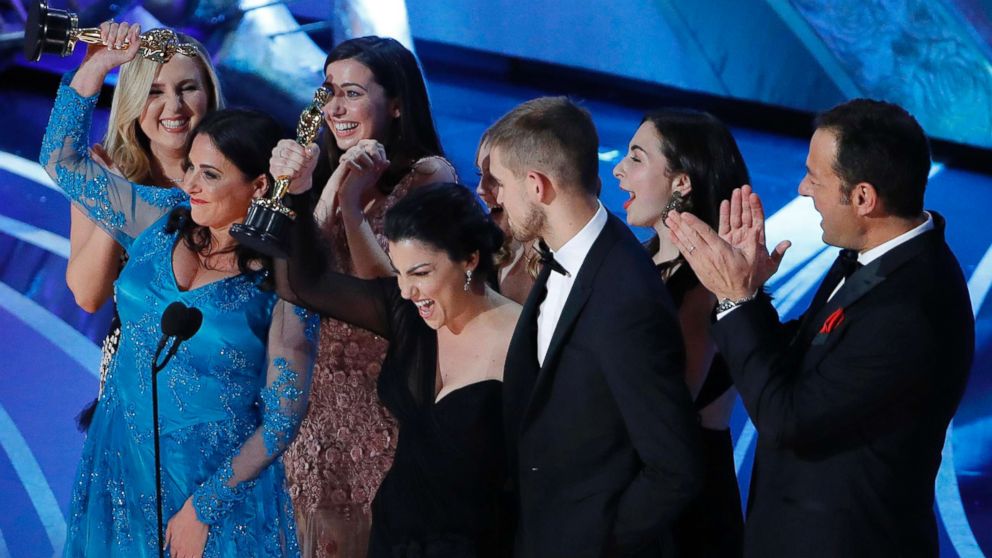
[
  {"xmin": 503, "ymin": 213, "xmax": 701, "ymax": 558},
  {"xmin": 713, "ymin": 213, "xmax": 974, "ymax": 557}
]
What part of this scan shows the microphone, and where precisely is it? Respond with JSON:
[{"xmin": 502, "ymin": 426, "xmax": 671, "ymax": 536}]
[
  {"xmin": 149, "ymin": 301, "xmax": 202, "ymax": 558},
  {"xmin": 153, "ymin": 302, "xmax": 203, "ymax": 372}
]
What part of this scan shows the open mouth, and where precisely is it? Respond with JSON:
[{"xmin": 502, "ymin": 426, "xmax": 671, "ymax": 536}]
[
  {"xmin": 622, "ymin": 190, "xmax": 636, "ymax": 210},
  {"xmin": 413, "ymin": 299, "xmax": 435, "ymax": 319},
  {"xmin": 333, "ymin": 121, "xmax": 359, "ymax": 134},
  {"xmin": 161, "ymin": 118, "xmax": 190, "ymax": 133}
]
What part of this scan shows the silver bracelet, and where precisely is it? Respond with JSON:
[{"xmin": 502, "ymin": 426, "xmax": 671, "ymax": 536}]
[{"xmin": 715, "ymin": 291, "xmax": 759, "ymax": 314}]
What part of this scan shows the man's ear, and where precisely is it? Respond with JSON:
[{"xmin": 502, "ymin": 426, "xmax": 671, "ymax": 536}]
[
  {"xmin": 526, "ymin": 169, "xmax": 555, "ymax": 204},
  {"xmin": 851, "ymin": 181, "xmax": 877, "ymax": 216}
]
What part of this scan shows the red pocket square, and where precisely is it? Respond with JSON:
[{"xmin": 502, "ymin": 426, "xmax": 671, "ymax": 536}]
[{"xmin": 820, "ymin": 307, "xmax": 845, "ymax": 334}]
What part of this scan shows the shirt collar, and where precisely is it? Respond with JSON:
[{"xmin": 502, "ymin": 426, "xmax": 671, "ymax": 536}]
[
  {"xmin": 859, "ymin": 211, "xmax": 934, "ymax": 266},
  {"xmin": 550, "ymin": 202, "xmax": 608, "ymax": 276}
]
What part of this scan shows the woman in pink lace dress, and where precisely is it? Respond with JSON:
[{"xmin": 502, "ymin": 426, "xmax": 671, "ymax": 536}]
[{"xmin": 269, "ymin": 36, "xmax": 456, "ymax": 557}]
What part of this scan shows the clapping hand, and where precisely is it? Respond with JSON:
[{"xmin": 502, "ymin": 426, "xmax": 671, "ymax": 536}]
[
  {"xmin": 336, "ymin": 139, "xmax": 389, "ymax": 214},
  {"xmin": 665, "ymin": 185, "xmax": 791, "ymax": 301},
  {"xmin": 269, "ymin": 139, "xmax": 320, "ymax": 195}
]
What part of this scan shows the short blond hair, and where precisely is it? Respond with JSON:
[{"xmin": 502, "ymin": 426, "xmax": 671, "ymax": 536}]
[
  {"xmin": 484, "ymin": 96, "xmax": 599, "ymax": 196},
  {"xmin": 102, "ymin": 34, "xmax": 223, "ymax": 183}
]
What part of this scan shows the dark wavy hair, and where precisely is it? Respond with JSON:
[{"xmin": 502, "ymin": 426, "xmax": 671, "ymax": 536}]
[
  {"xmin": 168, "ymin": 108, "xmax": 283, "ymax": 288},
  {"xmin": 814, "ymin": 99, "xmax": 929, "ymax": 218},
  {"xmin": 320, "ymin": 36, "xmax": 444, "ymax": 194},
  {"xmin": 643, "ymin": 109, "xmax": 750, "ymax": 229},
  {"xmin": 384, "ymin": 183, "xmax": 503, "ymax": 281}
]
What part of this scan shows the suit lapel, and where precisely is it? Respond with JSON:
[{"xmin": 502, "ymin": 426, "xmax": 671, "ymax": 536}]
[
  {"xmin": 799, "ymin": 216, "xmax": 941, "ymax": 354},
  {"xmin": 505, "ymin": 264, "xmax": 551, "ymax": 439},
  {"xmin": 791, "ymin": 253, "xmax": 848, "ymax": 347},
  {"xmin": 521, "ymin": 215, "xmax": 620, "ymax": 428}
]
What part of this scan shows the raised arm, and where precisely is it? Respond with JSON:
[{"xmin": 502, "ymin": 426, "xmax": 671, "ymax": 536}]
[
  {"xmin": 272, "ymin": 210, "xmax": 397, "ymax": 338},
  {"xmin": 189, "ymin": 300, "xmax": 320, "ymax": 524},
  {"xmin": 337, "ymin": 148, "xmax": 457, "ymax": 279},
  {"xmin": 39, "ymin": 24, "xmax": 184, "ymax": 249}
]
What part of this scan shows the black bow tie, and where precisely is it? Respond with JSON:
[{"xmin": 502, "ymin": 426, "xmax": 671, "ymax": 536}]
[
  {"xmin": 535, "ymin": 241, "xmax": 570, "ymax": 277},
  {"xmin": 838, "ymin": 249, "xmax": 863, "ymax": 279}
]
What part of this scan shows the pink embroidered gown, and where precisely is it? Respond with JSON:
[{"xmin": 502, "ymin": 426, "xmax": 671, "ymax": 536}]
[{"xmin": 284, "ymin": 158, "xmax": 455, "ymax": 557}]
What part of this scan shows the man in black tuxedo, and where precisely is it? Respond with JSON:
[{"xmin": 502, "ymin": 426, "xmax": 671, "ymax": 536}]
[
  {"xmin": 486, "ymin": 97, "xmax": 701, "ymax": 558},
  {"xmin": 667, "ymin": 99, "xmax": 974, "ymax": 557}
]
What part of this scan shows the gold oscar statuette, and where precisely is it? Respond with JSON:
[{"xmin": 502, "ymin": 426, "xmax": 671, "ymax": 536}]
[
  {"xmin": 229, "ymin": 86, "xmax": 331, "ymax": 258},
  {"xmin": 24, "ymin": 0, "xmax": 197, "ymax": 63}
]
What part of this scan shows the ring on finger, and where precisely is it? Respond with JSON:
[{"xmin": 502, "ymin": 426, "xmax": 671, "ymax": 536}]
[{"xmin": 687, "ymin": 245, "xmax": 696, "ymax": 254}]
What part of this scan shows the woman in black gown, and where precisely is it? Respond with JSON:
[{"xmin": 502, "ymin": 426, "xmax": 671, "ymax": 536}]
[
  {"xmin": 613, "ymin": 110, "xmax": 750, "ymax": 557},
  {"xmin": 276, "ymin": 183, "xmax": 520, "ymax": 557}
]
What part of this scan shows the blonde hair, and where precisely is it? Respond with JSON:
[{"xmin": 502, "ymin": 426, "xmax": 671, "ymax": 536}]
[{"xmin": 102, "ymin": 33, "xmax": 223, "ymax": 184}]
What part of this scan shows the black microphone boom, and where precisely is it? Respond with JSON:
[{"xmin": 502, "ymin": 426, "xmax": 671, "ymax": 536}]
[{"xmin": 150, "ymin": 301, "xmax": 203, "ymax": 558}]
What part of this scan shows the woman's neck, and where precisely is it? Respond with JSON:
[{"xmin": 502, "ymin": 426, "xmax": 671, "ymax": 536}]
[
  {"xmin": 207, "ymin": 225, "xmax": 237, "ymax": 253},
  {"xmin": 444, "ymin": 286, "xmax": 500, "ymax": 335},
  {"xmin": 149, "ymin": 145, "xmax": 186, "ymax": 187},
  {"xmin": 651, "ymin": 221, "xmax": 682, "ymax": 265}
]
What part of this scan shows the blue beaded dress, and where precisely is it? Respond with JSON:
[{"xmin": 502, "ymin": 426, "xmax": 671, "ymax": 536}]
[{"xmin": 41, "ymin": 76, "xmax": 320, "ymax": 558}]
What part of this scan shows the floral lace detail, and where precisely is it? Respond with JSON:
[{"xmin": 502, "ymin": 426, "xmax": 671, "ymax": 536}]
[
  {"xmin": 284, "ymin": 159, "xmax": 451, "ymax": 553},
  {"xmin": 210, "ymin": 347, "xmax": 254, "ymax": 416},
  {"xmin": 39, "ymin": 79, "xmax": 98, "ymax": 177},
  {"xmin": 165, "ymin": 347, "xmax": 202, "ymax": 413},
  {"xmin": 187, "ymin": 271, "xmax": 270, "ymax": 312},
  {"xmin": 296, "ymin": 305, "xmax": 320, "ymax": 343},
  {"xmin": 107, "ymin": 477, "xmax": 134, "ymax": 547},
  {"xmin": 132, "ymin": 220, "xmax": 176, "ymax": 266},
  {"xmin": 193, "ymin": 457, "xmax": 249, "ymax": 525},
  {"xmin": 40, "ymin": 74, "xmax": 184, "ymax": 250},
  {"xmin": 261, "ymin": 357, "xmax": 305, "ymax": 456},
  {"xmin": 41, "ymin": 83, "xmax": 185, "ymax": 233},
  {"xmin": 61, "ymin": 169, "xmax": 127, "ymax": 229},
  {"xmin": 135, "ymin": 182, "xmax": 185, "ymax": 210}
]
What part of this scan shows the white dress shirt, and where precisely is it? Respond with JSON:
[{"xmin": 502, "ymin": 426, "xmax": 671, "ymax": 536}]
[
  {"xmin": 537, "ymin": 202, "xmax": 608, "ymax": 366},
  {"xmin": 826, "ymin": 211, "xmax": 934, "ymax": 301}
]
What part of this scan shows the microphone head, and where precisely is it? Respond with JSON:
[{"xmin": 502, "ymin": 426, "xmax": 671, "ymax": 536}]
[
  {"xmin": 160, "ymin": 302, "xmax": 204, "ymax": 341},
  {"xmin": 180, "ymin": 307, "xmax": 204, "ymax": 341},
  {"xmin": 161, "ymin": 302, "xmax": 189, "ymax": 337}
]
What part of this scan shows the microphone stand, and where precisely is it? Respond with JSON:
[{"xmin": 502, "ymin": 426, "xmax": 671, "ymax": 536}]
[
  {"xmin": 151, "ymin": 340, "xmax": 174, "ymax": 558},
  {"xmin": 150, "ymin": 302, "xmax": 202, "ymax": 558}
]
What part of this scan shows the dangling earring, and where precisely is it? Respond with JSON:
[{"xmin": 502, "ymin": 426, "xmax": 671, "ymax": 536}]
[
  {"xmin": 661, "ymin": 190, "xmax": 691, "ymax": 222},
  {"xmin": 463, "ymin": 269, "xmax": 474, "ymax": 292}
]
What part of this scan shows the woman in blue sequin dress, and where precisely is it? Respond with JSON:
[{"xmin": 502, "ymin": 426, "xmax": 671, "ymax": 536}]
[{"xmin": 40, "ymin": 24, "xmax": 319, "ymax": 558}]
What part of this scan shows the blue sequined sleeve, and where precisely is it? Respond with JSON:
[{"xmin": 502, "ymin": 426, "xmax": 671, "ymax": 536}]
[
  {"xmin": 192, "ymin": 301, "xmax": 320, "ymax": 525},
  {"xmin": 38, "ymin": 74, "xmax": 186, "ymax": 250}
]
